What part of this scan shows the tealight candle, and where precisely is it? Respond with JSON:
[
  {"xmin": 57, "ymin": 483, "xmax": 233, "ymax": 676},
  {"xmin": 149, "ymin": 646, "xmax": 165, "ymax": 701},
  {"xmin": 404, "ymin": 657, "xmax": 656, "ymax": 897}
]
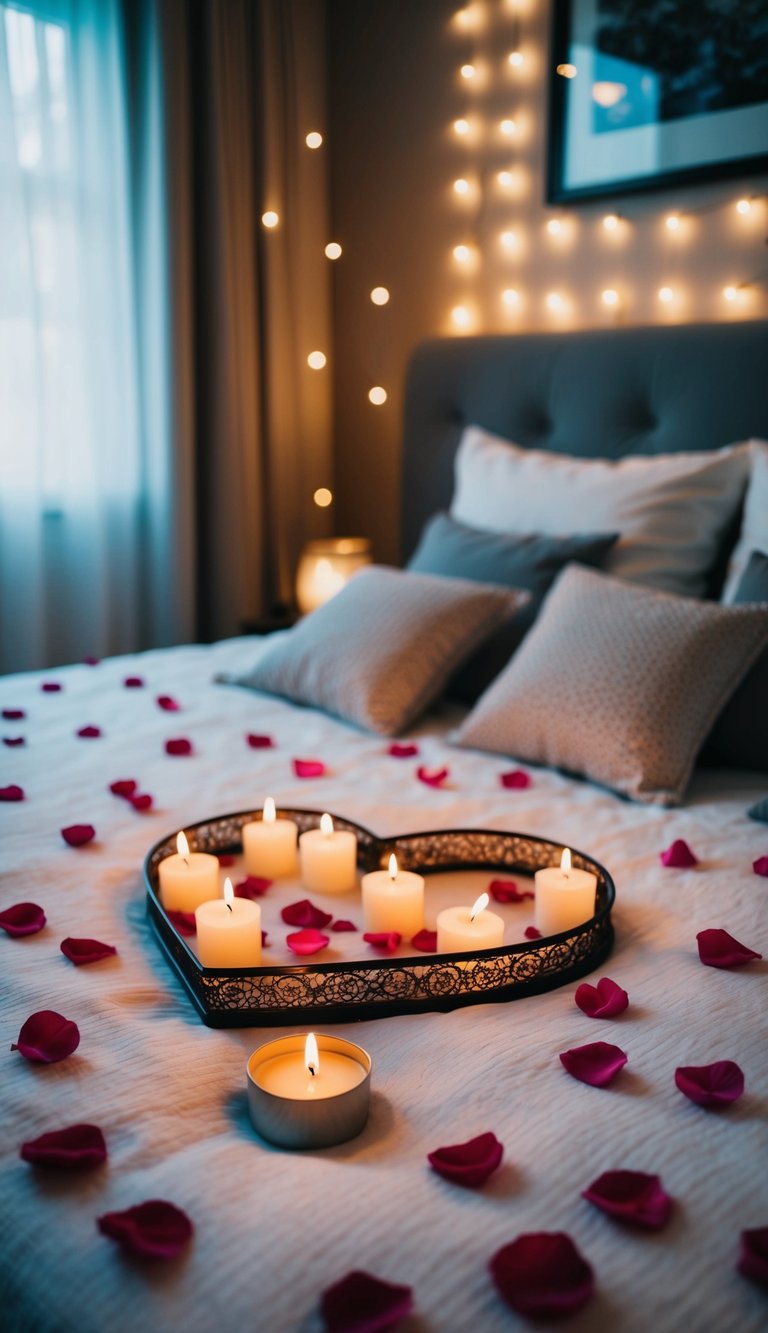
[
  {"xmin": 159, "ymin": 831, "xmax": 220, "ymax": 912},
  {"xmin": 246, "ymin": 1032, "xmax": 372, "ymax": 1148},
  {"xmin": 534, "ymin": 848, "xmax": 597, "ymax": 936},
  {"xmin": 361, "ymin": 853, "xmax": 424, "ymax": 937},
  {"xmin": 298, "ymin": 814, "xmax": 358, "ymax": 893},
  {"xmin": 436, "ymin": 892, "xmax": 504, "ymax": 953},
  {"xmin": 242, "ymin": 798, "xmax": 298, "ymax": 878},
  {"xmin": 195, "ymin": 878, "xmax": 262, "ymax": 967}
]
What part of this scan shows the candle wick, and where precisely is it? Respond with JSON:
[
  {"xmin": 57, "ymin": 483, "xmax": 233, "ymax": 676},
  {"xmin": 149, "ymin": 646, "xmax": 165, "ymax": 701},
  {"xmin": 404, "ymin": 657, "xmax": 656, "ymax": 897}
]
[
  {"xmin": 226, "ymin": 900, "xmax": 233, "ymax": 912},
  {"xmin": 308, "ymin": 1064, "xmax": 316, "ymax": 1077}
]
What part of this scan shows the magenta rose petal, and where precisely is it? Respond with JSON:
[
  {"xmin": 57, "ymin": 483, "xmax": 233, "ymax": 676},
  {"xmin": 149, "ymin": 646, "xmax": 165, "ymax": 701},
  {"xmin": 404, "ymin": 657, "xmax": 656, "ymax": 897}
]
[
  {"xmin": 524, "ymin": 925, "xmax": 541, "ymax": 940},
  {"xmin": 583, "ymin": 1170, "xmax": 672, "ymax": 1230},
  {"xmin": 60, "ymin": 937, "xmax": 117, "ymax": 966},
  {"xmin": 97, "ymin": 1199, "xmax": 193, "ymax": 1261},
  {"xmin": 696, "ymin": 928, "xmax": 762, "ymax": 969},
  {"xmin": 3, "ymin": 737, "xmax": 25, "ymax": 747},
  {"xmin": 83, "ymin": 655, "xmax": 100, "ymax": 666},
  {"xmin": 21, "ymin": 1123, "xmax": 107, "ymax": 1169},
  {"xmin": 217, "ymin": 853, "xmax": 236, "ymax": 867},
  {"xmin": 660, "ymin": 838, "xmax": 698, "ymax": 868},
  {"xmin": 575, "ymin": 977, "xmax": 629, "ymax": 1019},
  {"xmin": 281, "ymin": 899, "xmax": 333, "ymax": 929},
  {"xmin": 738, "ymin": 1228, "xmax": 768, "ymax": 1290},
  {"xmin": 61, "ymin": 824, "xmax": 96, "ymax": 847},
  {"xmin": 489, "ymin": 879, "xmax": 534, "ymax": 904},
  {"xmin": 234, "ymin": 875, "xmax": 273, "ymax": 900},
  {"xmin": 490, "ymin": 1232, "xmax": 594, "ymax": 1319},
  {"xmin": 388, "ymin": 742, "xmax": 419, "ymax": 758},
  {"xmin": 123, "ymin": 676, "xmax": 145, "ymax": 688},
  {"xmin": 0, "ymin": 784, "xmax": 25, "ymax": 802},
  {"xmin": 166, "ymin": 910, "xmax": 197, "ymax": 936},
  {"xmin": 500, "ymin": 768, "xmax": 532, "ymax": 789},
  {"xmin": 560, "ymin": 1041, "xmax": 628, "ymax": 1088},
  {"xmin": 156, "ymin": 694, "xmax": 180, "ymax": 712},
  {"xmin": 109, "ymin": 779, "xmax": 138, "ymax": 798},
  {"xmin": 246, "ymin": 733, "xmax": 274, "ymax": 749},
  {"xmin": 331, "ymin": 919, "xmax": 358, "ymax": 933},
  {"xmin": 129, "ymin": 793, "xmax": 154, "ymax": 813},
  {"xmin": 428, "ymin": 1131, "xmax": 503, "ymax": 1188},
  {"xmin": 12, "ymin": 1010, "xmax": 80, "ymax": 1063},
  {"xmin": 753, "ymin": 856, "xmax": 768, "ymax": 878},
  {"xmin": 76, "ymin": 725, "xmax": 102, "ymax": 739},
  {"xmin": 363, "ymin": 931, "xmax": 401, "ymax": 952},
  {"xmin": 0, "ymin": 902, "xmax": 46, "ymax": 937},
  {"xmin": 675, "ymin": 1060, "xmax": 744, "ymax": 1107},
  {"xmin": 321, "ymin": 1270, "xmax": 413, "ymax": 1333},
  {"xmin": 411, "ymin": 928, "xmax": 438, "ymax": 952},
  {"xmin": 286, "ymin": 928, "xmax": 330, "ymax": 957},
  {"xmin": 41, "ymin": 681, "xmax": 62, "ymax": 693},
  {"xmin": 165, "ymin": 738, "xmax": 193, "ymax": 756},
  {"xmin": 416, "ymin": 765, "xmax": 449, "ymax": 788},
  {"xmin": 2, "ymin": 708, "xmax": 25, "ymax": 720},
  {"xmin": 293, "ymin": 758, "xmax": 326, "ymax": 778}
]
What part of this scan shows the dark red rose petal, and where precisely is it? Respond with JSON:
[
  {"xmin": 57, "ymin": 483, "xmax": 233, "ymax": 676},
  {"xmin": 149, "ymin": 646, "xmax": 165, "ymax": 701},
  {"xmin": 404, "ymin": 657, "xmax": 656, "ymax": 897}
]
[
  {"xmin": 331, "ymin": 919, "xmax": 358, "ymax": 933},
  {"xmin": 286, "ymin": 928, "xmax": 330, "ymax": 956},
  {"xmin": 60, "ymin": 937, "xmax": 117, "ymax": 966},
  {"xmin": 76, "ymin": 725, "xmax": 101, "ymax": 739},
  {"xmin": 524, "ymin": 925, "xmax": 541, "ymax": 940},
  {"xmin": 261, "ymin": 930, "xmax": 269, "ymax": 947},
  {"xmin": 123, "ymin": 676, "xmax": 145, "ymax": 688},
  {"xmin": 166, "ymin": 910, "xmax": 196, "ymax": 936},
  {"xmin": 560, "ymin": 1041, "xmax": 628, "ymax": 1088},
  {"xmin": 489, "ymin": 878, "xmax": 534, "ymax": 904},
  {"xmin": 246, "ymin": 733, "xmax": 274, "ymax": 749},
  {"xmin": 41, "ymin": 681, "xmax": 62, "ymax": 693},
  {"xmin": 234, "ymin": 875, "xmax": 273, "ymax": 899},
  {"xmin": 129, "ymin": 793, "xmax": 154, "ymax": 813},
  {"xmin": 753, "ymin": 856, "xmax": 768, "ymax": 878},
  {"xmin": 83, "ymin": 655, "xmax": 100, "ymax": 666},
  {"xmin": 0, "ymin": 902, "xmax": 46, "ymax": 937},
  {"xmin": 293, "ymin": 758, "xmax": 326, "ymax": 778},
  {"xmin": 165, "ymin": 738, "xmax": 193, "ymax": 756},
  {"xmin": 363, "ymin": 931, "xmax": 401, "ymax": 952},
  {"xmin": 3, "ymin": 736, "xmax": 25, "ymax": 747},
  {"xmin": 500, "ymin": 768, "xmax": 532, "ymax": 789},
  {"xmin": 411, "ymin": 928, "xmax": 438, "ymax": 952},
  {"xmin": 575, "ymin": 977, "xmax": 629, "ymax": 1019},
  {"xmin": 428, "ymin": 1131, "xmax": 503, "ymax": 1188},
  {"xmin": 12, "ymin": 1010, "xmax": 80, "ymax": 1063},
  {"xmin": 217, "ymin": 853, "xmax": 236, "ymax": 867},
  {"xmin": 281, "ymin": 899, "xmax": 332, "ymax": 929},
  {"xmin": 490, "ymin": 1232, "xmax": 594, "ymax": 1319},
  {"xmin": 156, "ymin": 694, "xmax": 180, "ymax": 711},
  {"xmin": 109, "ymin": 779, "xmax": 138, "ymax": 798},
  {"xmin": 583, "ymin": 1170, "xmax": 672, "ymax": 1230},
  {"xmin": 21, "ymin": 1123, "xmax": 107, "ymax": 1169},
  {"xmin": 416, "ymin": 765, "xmax": 449, "ymax": 788},
  {"xmin": 61, "ymin": 824, "xmax": 96, "ymax": 847},
  {"xmin": 321, "ymin": 1270, "xmax": 413, "ymax": 1333},
  {"xmin": 738, "ymin": 1228, "xmax": 768, "ymax": 1290},
  {"xmin": 696, "ymin": 928, "xmax": 762, "ymax": 969},
  {"xmin": 675, "ymin": 1060, "xmax": 744, "ymax": 1107},
  {"xmin": 0, "ymin": 784, "xmax": 25, "ymax": 802},
  {"xmin": 660, "ymin": 838, "xmax": 698, "ymax": 868},
  {"xmin": 388, "ymin": 742, "xmax": 419, "ymax": 758},
  {"xmin": 2, "ymin": 708, "xmax": 25, "ymax": 720},
  {"xmin": 97, "ymin": 1199, "xmax": 193, "ymax": 1261}
]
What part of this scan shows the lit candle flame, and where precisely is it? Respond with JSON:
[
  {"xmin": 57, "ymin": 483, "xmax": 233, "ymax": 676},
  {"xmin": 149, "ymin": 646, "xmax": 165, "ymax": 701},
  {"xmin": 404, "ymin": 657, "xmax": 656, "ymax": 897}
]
[
  {"xmin": 305, "ymin": 1032, "xmax": 319, "ymax": 1077},
  {"xmin": 470, "ymin": 892, "xmax": 489, "ymax": 923},
  {"xmin": 263, "ymin": 796, "xmax": 276, "ymax": 824},
  {"xmin": 224, "ymin": 877, "xmax": 234, "ymax": 912},
  {"xmin": 388, "ymin": 853, "xmax": 398, "ymax": 881},
  {"xmin": 561, "ymin": 847, "xmax": 572, "ymax": 877},
  {"xmin": 176, "ymin": 830, "xmax": 190, "ymax": 864},
  {"xmin": 320, "ymin": 813, "xmax": 334, "ymax": 837}
]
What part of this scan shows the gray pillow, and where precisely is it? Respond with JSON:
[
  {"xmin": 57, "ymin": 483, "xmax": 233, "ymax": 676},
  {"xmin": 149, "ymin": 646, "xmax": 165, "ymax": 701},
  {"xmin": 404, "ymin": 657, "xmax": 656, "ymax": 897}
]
[
  {"xmin": 704, "ymin": 550, "xmax": 768, "ymax": 773},
  {"xmin": 407, "ymin": 513, "xmax": 618, "ymax": 701},
  {"xmin": 455, "ymin": 565, "xmax": 768, "ymax": 805},
  {"xmin": 221, "ymin": 565, "xmax": 529, "ymax": 736}
]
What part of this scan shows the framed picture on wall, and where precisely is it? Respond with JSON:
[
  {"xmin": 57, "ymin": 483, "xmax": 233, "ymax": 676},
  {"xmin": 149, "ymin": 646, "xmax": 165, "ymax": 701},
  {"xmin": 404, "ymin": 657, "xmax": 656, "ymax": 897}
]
[{"xmin": 547, "ymin": 0, "xmax": 768, "ymax": 203}]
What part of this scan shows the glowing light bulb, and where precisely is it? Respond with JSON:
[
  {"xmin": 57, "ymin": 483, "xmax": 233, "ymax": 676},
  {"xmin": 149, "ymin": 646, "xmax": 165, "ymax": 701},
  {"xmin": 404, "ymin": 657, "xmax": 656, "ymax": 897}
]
[
  {"xmin": 453, "ymin": 117, "xmax": 470, "ymax": 136},
  {"xmin": 368, "ymin": 386, "xmax": 387, "ymax": 405},
  {"xmin": 736, "ymin": 198, "xmax": 752, "ymax": 215},
  {"xmin": 556, "ymin": 62, "xmax": 577, "ymax": 78},
  {"xmin": 658, "ymin": 286, "xmax": 674, "ymax": 303},
  {"xmin": 602, "ymin": 213, "xmax": 620, "ymax": 232},
  {"xmin": 261, "ymin": 210, "xmax": 279, "ymax": 229},
  {"xmin": 460, "ymin": 63, "xmax": 476, "ymax": 80},
  {"xmin": 665, "ymin": 213, "xmax": 681, "ymax": 232},
  {"xmin": 497, "ymin": 170, "xmax": 514, "ymax": 187},
  {"xmin": 453, "ymin": 244, "xmax": 471, "ymax": 263},
  {"xmin": 324, "ymin": 241, "xmax": 342, "ymax": 260},
  {"xmin": 546, "ymin": 218, "xmax": 562, "ymax": 236},
  {"xmin": 601, "ymin": 288, "xmax": 619, "ymax": 307},
  {"xmin": 370, "ymin": 286, "xmax": 390, "ymax": 305},
  {"xmin": 546, "ymin": 291, "xmax": 563, "ymax": 311},
  {"xmin": 305, "ymin": 131, "xmax": 323, "ymax": 149},
  {"xmin": 451, "ymin": 305, "xmax": 471, "ymax": 329},
  {"xmin": 313, "ymin": 487, "xmax": 333, "ymax": 508},
  {"xmin": 454, "ymin": 177, "xmax": 470, "ymax": 195},
  {"xmin": 307, "ymin": 350, "xmax": 326, "ymax": 370},
  {"xmin": 508, "ymin": 50, "xmax": 523, "ymax": 67},
  {"xmin": 500, "ymin": 118, "xmax": 517, "ymax": 135},
  {"xmin": 500, "ymin": 230, "xmax": 517, "ymax": 249},
  {"xmin": 723, "ymin": 285, "xmax": 739, "ymax": 302},
  {"xmin": 502, "ymin": 288, "xmax": 519, "ymax": 306}
]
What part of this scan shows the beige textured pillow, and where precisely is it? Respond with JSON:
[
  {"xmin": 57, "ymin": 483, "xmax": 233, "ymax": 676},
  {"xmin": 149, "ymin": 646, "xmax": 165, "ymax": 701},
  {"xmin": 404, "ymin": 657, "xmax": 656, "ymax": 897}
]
[
  {"xmin": 455, "ymin": 565, "xmax": 768, "ymax": 805},
  {"xmin": 223, "ymin": 566, "xmax": 528, "ymax": 736}
]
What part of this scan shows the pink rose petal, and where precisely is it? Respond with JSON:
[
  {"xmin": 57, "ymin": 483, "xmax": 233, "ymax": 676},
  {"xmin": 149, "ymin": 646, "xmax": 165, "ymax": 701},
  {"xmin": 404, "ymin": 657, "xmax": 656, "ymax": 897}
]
[
  {"xmin": 331, "ymin": 919, "xmax": 358, "ymax": 933},
  {"xmin": 753, "ymin": 856, "xmax": 768, "ymax": 878},
  {"xmin": 217, "ymin": 854, "xmax": 236, "ymax": 867},
  {"xmin": 234, "ymin": 875, "xmax": 273, "ymax": 899},
  {"xmin": 500, "ymin": 769, "xmax": 532, "ymax": 789},
  {"xmin": 246, "ymin": 733, "xmax": 274, "ymax": 749},
  {"xmin": 363, "ymin": 931, "xmax": 401, "ymax": 953},
  {"xmin": 583, "ymin": 1170, "xmax": 672, "ymax": 1230},
  {"xmin": 281, "ymin": 899, "xmax": 333, "ymax": 929},
  {"xmin": 60, "ymin": 937, "xmax": 117, "ymax": 966},
  {"xmin": 129, "ymin": 793, "xmax": 154, "ymax": 813},
  {"xmin": 416, "ymin": 765, "xmax": 449, "ymax": 788},
  {"xmin": 490, "ymin": 1232, "xmax": 594, "ymax": 1319},
  {"xmin": 61, "ymin": 824, "xmax": 96, "ymax": 847},
  {"xmin": 524, "ymin": 925, "xmax": 541, "ymax": 940},
  {"xmin": 388, "ymin": 742, "xmax": 419, "ymax": 758},
  {"xmin": 97, "ymin": 1199, "xmax": 193, "ymax": 1261},
  {"xmin": 293, "ymin": 758, "xmax": 326, "ymax": 778},
  {"xmin": 3, "ymin": 736, "xmax": 25, "ymax": 747},
  {"xmin": 428, "ymin": 1131, "xmax": 503, "ymax": 1188},
  {"xmin": 123, "ymin": 676, "xmax": 145, "ymax": 688},
  {"xmin": 738, "ymin": 1228, "xmax": 768, "ymax": 1290},
  {"xmin": 411, "ymin": 928, "xmax": 438, "ymax": 952},
  {"xmin": 560, "ymin": 1041, "xmax": 628, "ymax": 1088},
  {"xmin": 0, "ymin": 902, "xmax": 46, "ymax": 937},
  {"xmin": 575, "ymin": 977, "xmax": 629, "ymax": 1019},
  {"xmin": 660, "ymin": 838, "xmax": 698, "ymax": 868},
  {"xmin": 165, "ymin": 738, "xmax": 193, "ymax": 756},
  {"xmin": 166, "ymin": 910, "xmax": 196, "ymax": 936},
  {"xmin": 41, "ymin": 681, "xmax": 62, "ymax": 693},
  {"xmin": 286, "ymin": 928, "xmax": 330, "ymax": 956},
  {"xmin": 12, "ymin": 1010, "xmax": 80, "ymax": 1063},
  {"xmin": 109, "ymin": 779, "xmax": 138, "ymax": 798},
  {"xmin": 2, "ymin": 708, "xmax": 25, "ymax": 720},
  {"xmin": 489, "ymin": 879, "xmax": 534, "ymax": 904},
  {"xmin": 156, "ymin": 694, "xmax": 180, "ymax": 711},
  {"xmin": 0, "ymin": 784, "xmax": 25, "ymax": 802},
  {"xmin": 21, "ymin": 1123, "xmax": 107, "ymax": 1169},
  {"xmin": 675, "ymin": 1060, "xmax": 744, "ymax": 1107},
  {"xmin": 696, "ymin": 928, "xmax": 762, "ymax": 969},
  {"xmin": 76, "ymin": 725, "xmax": 101, "ymax": 739},
  {"xmin": 321, "ymin": 1270, "xmax": 413, "ymax": 1333}
]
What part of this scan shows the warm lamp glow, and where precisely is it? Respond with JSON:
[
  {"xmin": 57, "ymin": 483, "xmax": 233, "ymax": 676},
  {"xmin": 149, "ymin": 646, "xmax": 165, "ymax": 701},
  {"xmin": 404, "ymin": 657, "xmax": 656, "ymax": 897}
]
[
  {"xmin": 460, "ymin": 63, "xmax": 476, "ymax": 80},
  {"xmin": 735, "ymin": 198, "xmax": 752, "ymax": 215},
  {"xmin": 502, "ymin": 288, "xmax": 519, "ymax": 306},
  {"xmin": 295, "ymin": 538, "xmax": 372, "ymax": 614},
  {"xmin": 453, "ymin": 177, "xmax": 470, "ymax": 195},
  {"xmin": 665, "ymin": 213, "xmax": 681, "ymax": 232},
  {"xmin": 497, "ymin": 169, "xmax": 514, "ymax": 187},
  {"xmin": 307, "ymin": 350, "xmax": 327, "ymax": 370},
  {"xmin": 453, "ymin": 117, "xmax": 470, "ymax": 136},
  {"xmin": 304, "ymin": 1033, "xmax": 319, "ymax": 1077},
  {"xmin": 546, "ymin": 291, "xmax": 564, "ymax": 311},
  {"xmin": 556, "ymin": 62, "xmax": 577, "ymax": 78},
  {"xmin": 176, "ymin": 830, "xmax": 190, "ymax": 861},
  {"xmin": 324, "ymin": 241, "xmax": 342, "ymax": 260},
  {"xmin": 592, "ymin": 81, "xmax": 626, "ymax": 107},
  {"xmin": 723, "ymin": 285, "xmax": 739, "ymax": 302},
  {"xmin": 370, "ymin": 286, "xmax": 390, "ymax": 305},
  {"xmin": 368, "ymin": 386, "xmax": 387, "ymax": 405},
  {"xmin": 305, "ymin": 131, "xmax": 323, "ymax": 149},
  {"xmin": 451, "ymin": 304, "xmax": 472, "ymax": 329},
  {"xmin": 602, "ymin": 213, "xmax": 620, "ymax": 232},
  {"xmin": 601, "ymin": 288, "xmax": 619, "ymax": 307},
  {"xmin": 263, "ymin": 797, "xmax": 276, "ymax": 824},
  {"xmin": 500, "ymin": 118, "xmax": 517, "ymax": 135},
  {"xmin": 470, "ymin": 892, "xmax": 489, "ymax": 922},
  {"xmin": 313, "ymin": 487, "xmax": 333, "ymax": 508},
  {"xmin": 453, "ymin": 244, "xmax": 472, "ymax": 263},
  {"xmin": 658, "ymin": 286, "xmax": 674, "ymax": 303},
  {"xmin": 546, "ymin": 218, "xmax": 562, "ymax": 236},
  {"xmin": 500, "ymin": 229, "xmax": 517, "ymax": 249},
  {"xmin": 261, "ymin": 210, "xmax": 279, "ymax": 229},
  {"xmin": 507, "ymin": 50, "xmax": 523, "ymax": 67}
]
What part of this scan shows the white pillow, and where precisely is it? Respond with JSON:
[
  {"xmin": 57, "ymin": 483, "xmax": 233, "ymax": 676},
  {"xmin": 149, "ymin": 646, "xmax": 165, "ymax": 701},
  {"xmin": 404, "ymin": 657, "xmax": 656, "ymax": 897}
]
[
  {"xmin": 722, "ymin": 439, "xmax": 768, "ymax": 602},
  {"xmin": 451, "ymin": 424, "xmax": 751, "ymax": 598}
]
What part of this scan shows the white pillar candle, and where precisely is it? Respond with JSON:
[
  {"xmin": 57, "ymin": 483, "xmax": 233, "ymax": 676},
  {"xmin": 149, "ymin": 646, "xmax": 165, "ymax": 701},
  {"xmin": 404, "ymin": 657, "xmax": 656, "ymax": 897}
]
[
  {"xmin": 534, "ymin": 847, "xmax": 597, "ymax": 936},
  {"xmin": 361, "ymin": 853, "xmax": 425, "ymax": 937},
  {"xmin": 195, "ymin": 878, "xmax": 262, "ymax": 968},
  {"xmin": 242, "ymin": 797, "xmax": 298, "ymax": 878},
  {"xmin": 159, "ymin": 831, "xmax": 220, "ymax": 912},
  {"xmin": 436, "ymin": 892, "xmax": 504, "ymax": 953},
  {"xmin": 298, "ymin": 813, "xmax": 358, "ymax": 893}
]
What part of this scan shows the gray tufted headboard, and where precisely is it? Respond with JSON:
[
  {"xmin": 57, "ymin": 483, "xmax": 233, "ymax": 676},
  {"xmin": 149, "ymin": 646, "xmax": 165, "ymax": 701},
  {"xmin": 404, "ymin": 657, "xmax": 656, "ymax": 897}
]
[{"xmin": 401, "ymin": 320, "xmax": 768, "ymax": 560}]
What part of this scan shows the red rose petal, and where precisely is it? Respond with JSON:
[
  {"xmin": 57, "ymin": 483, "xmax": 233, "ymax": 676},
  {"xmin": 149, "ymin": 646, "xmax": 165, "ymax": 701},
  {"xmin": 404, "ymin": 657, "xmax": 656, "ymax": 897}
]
[
  {"xmin": 331, "ymin": 919, "xmax": 358, "ymax": 933},
  {"xmin": 165, "ymin": 738, "xmax": 193, "ymax": 756},
  {"xmin": 60, "ymin": 937, "xmax": 117, "ymax": 966},
  {"xmin": 524, "ymin": 925, "xmax": 541, "ymax": 940},
  {"xmin": 286, "ymin": 928, "xmax": 330, "ymax": 956},
  {"xmin": 560, "ymin": 1041, "xmax": 628, "ymax": 1088},
  {"xmin": 21, "ymin": 1123, "xmax": 107, "ymax": 1169},
  {"xmin": 246, "ymin": 733, "xmax": 274, "ymax": 749},
  {"xmin": 293, "ymin": 758, "xmax": 326, "ymax": 778},
  {"xmin": 363, "ymin": 931, "xmax": 401, "ymax": 952},
  {"xmin": 83, "ymin": 655, "xmax": 100, "ymax": 666},
  {"xmin": 738, "ymin": 1228, "xmax": 768, "ymax": 1290},
  {"xmin": 234, "ymin": 875, "xmax": 273, "ymax": 899},
  {"xmin": 489, "ymin": 878, "xmax": 534, "ymax": 904},
  {"xmin": 156, "ymin": 694, "xmax": 180, "ymax": 711},
  {"xmin": 217, "ymin": 853, "xmax": 236, "ymax": 866},
  {"xmin": 281, "ymin": 899, "xmax": 333, "ymax": 929},
  {"xmin": 753, "ymin": 856, "xmax": 768, "ymax": 878},
  {"xmin": 416, "ymin": 765, "xmax": 449, "ymax": 788},
  {"xmin": 76, "ymin": 725, "xmax": 101, "ymax": 739},
  {"xmin": 411, "ymin": 928, "xmax": 438, "ymax": 952},
  {"xmin": 166, "ymin": 910, "xmax": 197, "ymax": 936},
  {"xmin": 12, "ymin": 1009, "xmax": 80, "ymax": 1063},
  {"xmin": 490, "ymin": 1232, "xmax": 594, "ymax": 1319},
  {"xmin": 575, "ymin": 977, "xmax": 629, "ymax": 1019},
  {"xmin": 97, "ymin": 1199, "xmax": 193, "ymax": 1261},
  {"xmin": 123, "ymin": 676, "xmax": 145, "ymax": 688},
  {"xmin": 0, "ymin": 784, "xmax": 25, "ymax": 802},
  {"xmin": 428, "ymin": 1131, "xmax": 503, "ymax": 1188},
  {"xmin": 261, "ymin": 930, "xmax": 269, "ymax": 947},
  {"xmin": 109, "ymin": 779, "xmax": 138, "ymax": 798},
  {"xmin": 321, "ymin": 1270, "xmax": 413, "ymax": 1333},
  {"xmin": 660, "ymin": 838, "xmax": 698, "ymax": 868},
  {"xmin": 3, "ymin": 736, "xmax": 25, "ymax": 747},
  {"xmin": 696, "ymin": 928, "xmax": 762, "ymax": 969},
  {"xmin": 388, "ymin": 742, "xmax": 419, "ymax": 758},
  {"xmin": 129, "ymin": 793, "xmax": 154, "ymax": 812},
  {"xmin": 61, "ymin": 824, "xmax": 96, "ymax": 847},
  {"xmin": 583, "ymin": 1170, "xmax": 672, "ymax": 1230},
  {"xmin": 500, "ymin": 768, "xmax": 532, "ymax": 789},
  {"xmin": 675, "ymin": 1060, "xmax": 744, "ymax": 1107},
  {"xmin": 2, "ymin": 708, "xmax": 25, "ymax": 720},
  {"xmin": 0, "ymin": 902, "xmax": 46, "ymax": 937},
  {"xmin": 41, "ymin": 681, "xmax": 62, "ymax": 693}
]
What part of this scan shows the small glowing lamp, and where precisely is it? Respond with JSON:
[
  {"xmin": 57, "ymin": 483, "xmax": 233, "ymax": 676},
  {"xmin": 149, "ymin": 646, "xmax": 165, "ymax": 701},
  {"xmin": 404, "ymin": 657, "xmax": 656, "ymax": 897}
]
[
  {"xmin": 454, "ymin": 177, "xmax": 470, "ymax": 195},
  {"xmin": 500, "ymin": 118, "xmax": 517, "ymax": 135},
  {"xmin": 723, "ymin": 285, "xmax": 739, "ymax": 302},
  {"xmin": 658, "ymin": 286, "xmax": 674, "ymax": 304},
  {"xmin": 313, "ymin": 487, "xmax": 333, "ymax": 508},
  {"xmin": 453, "ymin": 117, "xmax": 470, "ymax": 136},
  {"xmin": 507, "ymin": 50, "xmax": 523, "ymax": 67},
  {"xmin": 368, "ymin": 386, "xmax": 387, "ymax": 405},
  {"xmin": 497, "ymin": 170, "xmax": 514, "ymax": 187},
  {"xmin": 556, "ymin": 62, "xmax": 577, "ymax": 78},
  {"xmin": 307, "ymin": 350, "xmax": 327, "ymax": 370},
  {"xmin": 325, "ymin": 242, "xmax": 342, "ymax": 260},
  {"xmin": 453, "ymin": 244, "xmax": 471, "ymax": 263},
  {"xmin": 546, "ymin": 291, "xmax": 563, "ymax": 311},
  {"xmin": 502, "ymin": 288, "xmax": 519, "ymax": 306},
  {"xmin": 736, "ymin": 198, "xmax": 752, "ymax": 215},
  {"xmin": 500, "ymin": 229, "xmax": 517, "ymax": 249},
  {"xmin": 305, "ymin": 131, "xmax": 323, "ymax": 149},
  {"xmin": 665, "ymin": 213, "xmax": 681, "ymax": 232},
  {"xmin": 370, "ymin": 286, "xmax": 390, "ymax": 305},
  {"xmin": 460, "ymin": 63, "xmax": 476, "ymax": 80},
  {"xmin": 601, "ymin": 288, "xmax": 619, "ymax": 307},
  {"xmin": 451, "ymin": 305, "xmax": 472, "ymax": 329},
  {"xmin": 295, "ymin": 538, "xmax": 372, "ymax": 614},
  {"xmin": 602, "ymin": 213, "xmax": 620, "ymax": 232},
  {"xmin": 546, "ymin": 218, "xmax": 562, "ymax": 236},
  {"xmin": 261, "ymin": 210, "xmax": 279, "ymax": 229}
]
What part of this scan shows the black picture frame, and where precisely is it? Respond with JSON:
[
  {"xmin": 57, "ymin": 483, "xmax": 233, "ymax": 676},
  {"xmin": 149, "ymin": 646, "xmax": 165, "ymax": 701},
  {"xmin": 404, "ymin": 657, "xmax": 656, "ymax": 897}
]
[{"xmin": 547, "ymin": 0, "xmax": 768, "ymax": 204}]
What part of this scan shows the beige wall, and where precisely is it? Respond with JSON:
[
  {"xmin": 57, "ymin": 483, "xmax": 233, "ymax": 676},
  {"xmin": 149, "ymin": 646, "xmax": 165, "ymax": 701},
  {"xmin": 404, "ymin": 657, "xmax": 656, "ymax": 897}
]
[{"xmin": 327, "ymin": 0, "xmax": 768, "ymax": 564}]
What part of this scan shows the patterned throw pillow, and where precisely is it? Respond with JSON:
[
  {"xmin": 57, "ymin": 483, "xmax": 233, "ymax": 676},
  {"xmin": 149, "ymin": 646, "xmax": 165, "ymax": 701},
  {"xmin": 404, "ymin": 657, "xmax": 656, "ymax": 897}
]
[
  {"xmin": 455, "ymin": 565, "xmax": 768, "ymax": 805},
  {"xmin": 221, "ymin": 566, "xmax": 529, "ymax": 736}
]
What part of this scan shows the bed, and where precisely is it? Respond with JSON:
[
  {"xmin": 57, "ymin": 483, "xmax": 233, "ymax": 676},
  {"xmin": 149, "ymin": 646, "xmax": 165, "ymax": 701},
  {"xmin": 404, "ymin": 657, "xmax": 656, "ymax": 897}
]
[{"xmin": 2, "ymin": 320, "xmax": 768, "ymax": 1332}]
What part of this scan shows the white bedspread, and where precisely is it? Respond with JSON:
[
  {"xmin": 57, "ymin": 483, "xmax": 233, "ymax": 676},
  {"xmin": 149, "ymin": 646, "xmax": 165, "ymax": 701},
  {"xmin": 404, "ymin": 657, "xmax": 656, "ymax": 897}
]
[{"xmin": 1, "ymin": 638, "xmax": 766, "ymax": 1332}]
